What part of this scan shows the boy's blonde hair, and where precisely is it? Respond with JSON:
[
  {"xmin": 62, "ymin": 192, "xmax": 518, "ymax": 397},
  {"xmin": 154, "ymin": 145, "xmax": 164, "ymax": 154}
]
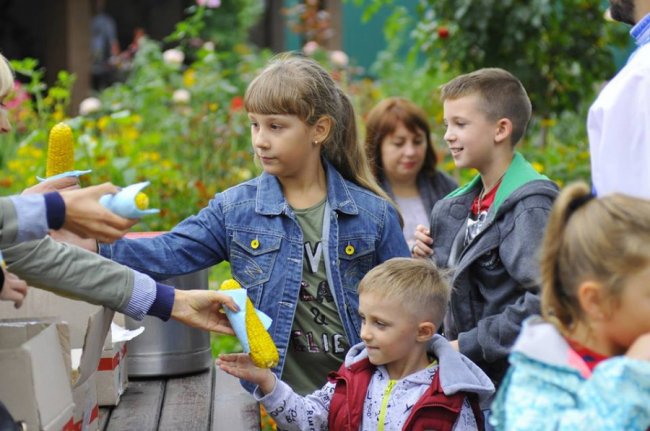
[
  {"xmin": 540, "ymin": 182, "xmax": 650, "ymax": 333},
  {"xmin": 440, "ymin": 68, "xmax": 532, "ymax": 145},
  {"xmin": 357, "ymin": 258, "xmax": 450, "ymax": 328},
  {"xmin": 244, "ymin": 53, "xmax": 393, "ymax": 206},
  {"xmin": 0, "ymin": 54, "xmax": 14, "ymax": 99}
]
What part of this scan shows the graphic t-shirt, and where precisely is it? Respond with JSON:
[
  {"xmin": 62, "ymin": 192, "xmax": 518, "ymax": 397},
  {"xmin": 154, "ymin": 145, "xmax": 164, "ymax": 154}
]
[
  {"xmin": 282, "ymin": 198, "xmax": 349, "ymax": 395},
  {"xmin": 464, "ymin": 180, "xmax": 502, "ymax": 246}
]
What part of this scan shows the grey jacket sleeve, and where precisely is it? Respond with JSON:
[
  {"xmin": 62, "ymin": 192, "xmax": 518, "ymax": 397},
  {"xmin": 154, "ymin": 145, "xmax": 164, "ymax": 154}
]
[
  {"xmin": 459, "ymin": 206, "xmax": 548, "ymax": 365},
  {"xmin": 2, "ymin": 237, "xmax": 133, "ymax": 311}
]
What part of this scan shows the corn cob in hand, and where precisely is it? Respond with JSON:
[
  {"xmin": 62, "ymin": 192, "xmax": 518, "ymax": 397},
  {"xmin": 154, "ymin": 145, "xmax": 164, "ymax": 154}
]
[
  {"xmin": 220, "ymin": 279, "xmax": 279, "ymax": 368},
  {"xmin": 99, "ymin": 181, "xmax": 159, "ymax": 219},
  {"xmin": 46, "ymin": 122, "xmax": 74, "ymax": 177}
]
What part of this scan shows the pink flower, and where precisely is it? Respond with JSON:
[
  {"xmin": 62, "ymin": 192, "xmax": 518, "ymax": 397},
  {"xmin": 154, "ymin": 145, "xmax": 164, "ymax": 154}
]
[
  {"xmin": 329, "ymin": 50, "xmax": 349, "ymax": 67},
  {"xmin": 196, "ymin": 0, "xmax": 221, "ymax": 8},
  {"xmin": 5, "ymin": 81, "xmax": 29, "ymax": 110},
  {"xmin": 303, "ymin": 41, "xmax": 319, "ymax": 56}
]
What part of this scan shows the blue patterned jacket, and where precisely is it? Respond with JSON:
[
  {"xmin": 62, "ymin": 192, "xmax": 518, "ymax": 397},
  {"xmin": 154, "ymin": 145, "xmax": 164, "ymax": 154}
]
[{"xmin": 491, "ymin": 317, "xmax": 650, "ymax": 430}]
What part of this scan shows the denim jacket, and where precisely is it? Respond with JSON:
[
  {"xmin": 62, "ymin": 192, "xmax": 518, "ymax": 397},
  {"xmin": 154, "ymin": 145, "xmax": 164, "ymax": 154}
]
[{"xmin": 101, "ymin": 160, "xmax": 409, "ymax": 381}]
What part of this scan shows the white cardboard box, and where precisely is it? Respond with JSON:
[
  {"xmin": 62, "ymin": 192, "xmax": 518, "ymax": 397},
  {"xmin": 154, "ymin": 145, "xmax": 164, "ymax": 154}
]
[
  {"xmin": 0, "ymin": 321, "xmax": 75, "ymax": 431},
  {"xmin": 0, "ymin": 296, "xmax": 115, "ymax": 431},
  {"xmin": 95, "ymin": 340, "xmax": 128, "ymax": 406}
]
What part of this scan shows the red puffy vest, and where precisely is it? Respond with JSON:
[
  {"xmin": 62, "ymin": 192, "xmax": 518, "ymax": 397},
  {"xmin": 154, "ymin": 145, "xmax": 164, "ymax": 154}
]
[{"xmin": 327, "ymin": 358, "xmax": 484, "ymax": 431}]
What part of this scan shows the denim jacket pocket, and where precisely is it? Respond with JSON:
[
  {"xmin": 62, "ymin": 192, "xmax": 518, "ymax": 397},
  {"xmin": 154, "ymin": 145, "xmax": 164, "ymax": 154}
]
[
  {"xmin": 338, "ymin": 237, "xmax": 375, "ymax": 292},
  {"xmin": 230, "ymin": 231, "xmax": 282, "ymax": 288}
]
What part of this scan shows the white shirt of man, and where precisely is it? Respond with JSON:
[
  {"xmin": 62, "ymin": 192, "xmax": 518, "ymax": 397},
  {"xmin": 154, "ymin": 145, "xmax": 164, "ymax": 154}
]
[{"xmin": 588, "ymin": 13, "xmax": 650, "ymax": 199}]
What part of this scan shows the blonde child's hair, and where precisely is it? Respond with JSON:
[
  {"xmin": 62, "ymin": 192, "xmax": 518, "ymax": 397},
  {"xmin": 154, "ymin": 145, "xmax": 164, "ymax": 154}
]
[
  {"xmin": 244, "ymin": 53, "xmax": 392, "ymax": 205},
  {"xmin": 440, "ymin": 68, "xmax": 532, "ymax": 145},
  {"xmin": 0, "ymin": 54, "xmax": 14, "ymax": 99},
  {"xmin": 358, "ymin": 257, "xmax": 450, "ymax": 328},
  {"xmin": 540, "ymin": 182, "xmax": 650, "ymax": 333}
]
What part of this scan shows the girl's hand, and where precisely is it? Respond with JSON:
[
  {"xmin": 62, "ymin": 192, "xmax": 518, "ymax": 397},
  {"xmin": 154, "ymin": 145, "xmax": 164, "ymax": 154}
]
[
  {"xmin": 412, "ymin": 224, "xmax": 434, "ymax": 258},
  {"xmin": 217, "ymin": 353, "xmax": 276, "ymax": 394},
  {"xmin": 626, "ymin": 333, "xmax": 650, "ymax": 361},
  {"xmin": 0, "ymin": 269, "xmax": 29, "ymax": 308}
]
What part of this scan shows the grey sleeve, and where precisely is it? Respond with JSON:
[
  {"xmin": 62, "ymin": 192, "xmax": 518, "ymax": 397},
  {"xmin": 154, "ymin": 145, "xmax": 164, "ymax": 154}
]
[
  {"xmin": 461, "ymin": 206, "xmax": 549, "ymax": 364},
  {"xmin": 3, "ymin": 237, "xmax": 133, "ymax": 311}
]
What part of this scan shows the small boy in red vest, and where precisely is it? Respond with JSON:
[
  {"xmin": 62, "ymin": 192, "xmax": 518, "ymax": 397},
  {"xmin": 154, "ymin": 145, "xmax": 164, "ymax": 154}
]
[{"xmin": 218, "ymin": 257, "xmax": 494, "ymax": 430}]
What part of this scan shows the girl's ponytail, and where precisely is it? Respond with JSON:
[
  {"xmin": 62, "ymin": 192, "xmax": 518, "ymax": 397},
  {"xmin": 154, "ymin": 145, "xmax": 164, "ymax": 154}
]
[
  {"xmin": 540, "ymin": 182, "xmax": 591, "ymax": 331},
  {"xmin": 540, "ymin": 181, "xmax": 650, "ymax": 334}
]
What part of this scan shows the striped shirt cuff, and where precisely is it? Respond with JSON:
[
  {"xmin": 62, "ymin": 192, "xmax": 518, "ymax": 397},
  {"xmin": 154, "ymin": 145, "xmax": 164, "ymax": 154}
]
[
  {"xmin": 10, "ymin": 195, "xmax": 50, "ymax": 243},
  {"xmin": 122, "ymin": 270, "xmax": 157, "ymax": 320}
]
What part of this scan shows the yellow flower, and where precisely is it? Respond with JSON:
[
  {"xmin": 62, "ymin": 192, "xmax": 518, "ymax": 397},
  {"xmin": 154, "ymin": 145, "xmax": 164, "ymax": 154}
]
[
  {"xmin": 97, "ymin": 116, "xmax": 110, "ymax": 131},
  {"xmin": 124, "ymin": 126, "xmax": 140, "ymax": 141},
  {"xmin": 183, "ymin": 69, "xmax": 196, "ymax": 88},
  {"xmin": 540, "ymin": 118, "xmax": 557, "ymax": 128},
  {"xmin": 531, "ymin": 162, "xmax": 544, "ymax": 173},
  {"xmin": 209, "ymin": 103, "xmax": 219, "ymax": 112}
]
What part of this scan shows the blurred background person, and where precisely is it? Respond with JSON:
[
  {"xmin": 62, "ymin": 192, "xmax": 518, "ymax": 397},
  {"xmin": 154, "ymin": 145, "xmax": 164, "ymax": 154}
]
[{"xmin": 365, "ymin": 97, "xmax": 457, "ymax": 250}]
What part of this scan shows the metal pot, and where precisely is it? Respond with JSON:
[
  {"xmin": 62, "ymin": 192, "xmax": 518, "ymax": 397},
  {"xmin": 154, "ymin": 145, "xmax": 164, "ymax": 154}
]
[{"xmin": 125, "ymin": 269, "xmax": 212, "ymax": 377}]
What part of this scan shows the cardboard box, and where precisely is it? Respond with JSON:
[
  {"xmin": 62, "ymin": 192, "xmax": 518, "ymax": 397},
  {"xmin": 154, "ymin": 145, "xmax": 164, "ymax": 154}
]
[
  {"xmin": 0, "ymin": 321, "xmax": 75, "ymax": 431},
  {"xmin": 96, "ymin": 341, "xmax": 128, "ymax": 406},
  {"xmin": 0, "ymin": 299, "xmax": 115, "ymax": 431},
  {"xmin": 69, "ymin": 308, "xmax": 113, "ymax": 431},
  {"xmin": 71, "ymin": 350, "xmax": 99, "ymax": 431}
]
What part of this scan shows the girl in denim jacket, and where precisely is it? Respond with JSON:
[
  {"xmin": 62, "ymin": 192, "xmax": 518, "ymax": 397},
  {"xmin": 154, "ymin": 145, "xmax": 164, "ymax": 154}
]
[
  {"xmin": 97, "ymin": 53, "xmax": 410, "ymax": 393},
  {"xmin": 491, "ymin": 182, "xmax": 650, "ymax": 430}
]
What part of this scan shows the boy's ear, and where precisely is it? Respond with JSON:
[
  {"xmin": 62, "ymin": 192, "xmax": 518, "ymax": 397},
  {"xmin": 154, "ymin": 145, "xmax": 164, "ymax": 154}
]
[
  {"xmin": 416, "ymin": 322, "xmax": 436, "ymax": 342},
  {"xmin": 494, "ymin": 118, "xmax": 513, "ymax": 144},
  {"xmin": 313, "ymin": 115, "xmax": 332, "ymax": 144}
]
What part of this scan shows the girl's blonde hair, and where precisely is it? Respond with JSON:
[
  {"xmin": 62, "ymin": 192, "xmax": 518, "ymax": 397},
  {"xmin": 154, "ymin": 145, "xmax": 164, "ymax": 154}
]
[
  {"xmin": 0, "ymin": 54, "xmax": 14, "ymax": 98},
  {"xmin": 540, "ymin": 182, "xmax": 650, "ymax": 333},
  {"xmin": 244, "ymin": 53, "xmax": 391, "ymax": 203}
]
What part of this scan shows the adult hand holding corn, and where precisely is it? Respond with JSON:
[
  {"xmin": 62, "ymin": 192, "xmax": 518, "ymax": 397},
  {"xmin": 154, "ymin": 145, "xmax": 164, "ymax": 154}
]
[
  {"xmin": 60, "ymin": 183, "xmax": 139, "ymax": 243},
  {"xmin": 22, "ymin": 180, "xmax": 137, "ymax": 243},
  {"xmin": 219, "ymin": 279, "xmax": 279, "ymax": 368}
]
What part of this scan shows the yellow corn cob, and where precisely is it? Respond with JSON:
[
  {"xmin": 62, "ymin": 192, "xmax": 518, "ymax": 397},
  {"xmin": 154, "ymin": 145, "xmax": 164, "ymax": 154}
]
[
  {"xmin": 135, "ymin": 192, "xmax": 149, "ymax": 210},
  {"xmin": 220, "ymin": 279, "xmax": 279, "ymax": 368},
  {"xmin": 46, "ymin": 122, "xmax": 74, "ymax": 177}
]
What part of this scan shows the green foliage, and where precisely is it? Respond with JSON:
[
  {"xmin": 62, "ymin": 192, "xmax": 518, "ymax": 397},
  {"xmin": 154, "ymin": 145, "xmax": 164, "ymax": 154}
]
[
  {"xmin": 166, "ymin": 2, "xmax": 264, "ymax": 55},
  {"xmin": 413, "ymin": 0, "xmax": 629, "ymax": 118},
  {"xmin": 1, "ymin": 28, "xmax": 271, "ymax": 232}
]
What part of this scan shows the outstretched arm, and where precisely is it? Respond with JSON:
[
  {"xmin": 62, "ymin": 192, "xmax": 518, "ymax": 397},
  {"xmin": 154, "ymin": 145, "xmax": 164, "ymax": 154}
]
[
  {"xmin": 171, "ymin": 290, "xmax": 238, "ymax": 335},
  {"xmin": 23, "ymin": 178, "xmax": 137, "ymax": 243},
  {"xmin": 217, "ymin": 353, "xmax": 276, "ymax": 394}
]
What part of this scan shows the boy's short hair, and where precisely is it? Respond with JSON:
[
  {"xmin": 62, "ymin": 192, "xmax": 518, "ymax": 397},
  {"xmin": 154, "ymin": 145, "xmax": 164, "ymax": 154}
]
[
  {"xmin": 440, "ymin": 68, "xmax": 532, "ymax": 145},
  {"xmin": 357, "ymin": 258, "xmax": 450, "ymax": 328}
]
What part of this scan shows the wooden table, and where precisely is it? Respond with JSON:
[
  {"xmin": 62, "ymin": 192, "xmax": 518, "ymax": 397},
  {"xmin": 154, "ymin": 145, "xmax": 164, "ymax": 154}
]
[{"xmin": 98, "ymin": 367, "xmax": 260, "ymax": 431}]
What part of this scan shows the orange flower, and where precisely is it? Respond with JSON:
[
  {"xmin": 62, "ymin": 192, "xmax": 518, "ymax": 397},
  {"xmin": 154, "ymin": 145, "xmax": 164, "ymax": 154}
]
[{"xmin": 230, "ymin": 96, "xmax": 244, "ymax": 112}]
